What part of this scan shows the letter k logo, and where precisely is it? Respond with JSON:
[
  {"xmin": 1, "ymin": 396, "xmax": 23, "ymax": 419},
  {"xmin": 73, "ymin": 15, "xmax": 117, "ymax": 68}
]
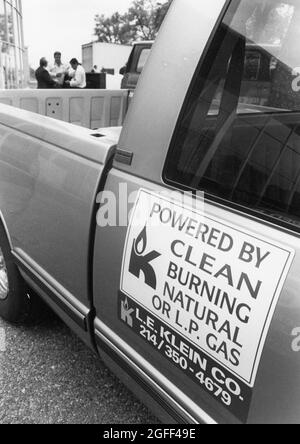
[
  {"xmin": 121, "ymin": 299, "xmax": 135, "ymax": 328},
  {"xmin": 129, "ymin": 227, "xmax": 161, "ymax": 290}
]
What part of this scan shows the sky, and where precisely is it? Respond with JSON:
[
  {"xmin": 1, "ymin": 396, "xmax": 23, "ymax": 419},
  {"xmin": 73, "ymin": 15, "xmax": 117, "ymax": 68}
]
[{"xmin": 22, "ymin": 0, "xmax": 135, "ymax": 68}]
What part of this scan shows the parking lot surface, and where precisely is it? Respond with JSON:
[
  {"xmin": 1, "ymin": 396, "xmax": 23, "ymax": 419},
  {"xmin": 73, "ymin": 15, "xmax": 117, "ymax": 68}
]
[{"xmin": 0, "ymin": 314, "xmax": 159, "ymax": 424}]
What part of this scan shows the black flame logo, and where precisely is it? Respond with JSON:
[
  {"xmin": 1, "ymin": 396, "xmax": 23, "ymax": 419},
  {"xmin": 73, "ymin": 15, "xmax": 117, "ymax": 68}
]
[
  {"xmin": 129, "ymin": 226, "xmax": 161, "ymax": 290},
  {"xmin": 124, "ymin": 298, "xmax": 130, "ymax": 311},
  {"xmin": 135, "ymin": 227, "xmax": 147, "ymax": 255}
]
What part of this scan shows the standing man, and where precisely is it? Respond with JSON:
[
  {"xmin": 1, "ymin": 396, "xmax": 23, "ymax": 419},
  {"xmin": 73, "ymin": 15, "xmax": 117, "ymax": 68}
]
[
  {"xmin": 35, "ymin": 58, "xmax": 57, "ymax": 89},
  {"xmin": 65, "ymin": 58, "xmax": 86, "ymax": 89},
  {"xmin": 49, "ymin": 51, "xmax": 69, "ymax": 87}
]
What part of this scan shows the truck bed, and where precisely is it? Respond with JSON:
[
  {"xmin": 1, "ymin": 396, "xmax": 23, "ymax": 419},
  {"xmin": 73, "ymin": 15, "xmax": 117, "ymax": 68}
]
[{"xmin": 0, "ymin": 89, "xmax": 128, "ymax": 130}]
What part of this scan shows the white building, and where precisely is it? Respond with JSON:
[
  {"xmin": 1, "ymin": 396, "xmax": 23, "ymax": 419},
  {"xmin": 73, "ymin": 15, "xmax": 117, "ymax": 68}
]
[{"xmin": 82, "ymin": 41, "xmax": 132, "ymax": 89}]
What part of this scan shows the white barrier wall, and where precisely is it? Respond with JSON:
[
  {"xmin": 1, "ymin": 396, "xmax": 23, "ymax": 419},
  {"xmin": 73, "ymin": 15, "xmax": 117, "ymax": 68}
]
[{"xmin": 0, "ymin": 89, "xmax": 128, "ymax": 129}]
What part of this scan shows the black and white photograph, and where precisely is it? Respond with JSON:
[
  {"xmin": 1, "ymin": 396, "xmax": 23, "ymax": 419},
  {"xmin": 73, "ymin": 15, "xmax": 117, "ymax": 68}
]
[{"xmin": 0, "ymin": 0, "xmax": 299, "ymax": 428}]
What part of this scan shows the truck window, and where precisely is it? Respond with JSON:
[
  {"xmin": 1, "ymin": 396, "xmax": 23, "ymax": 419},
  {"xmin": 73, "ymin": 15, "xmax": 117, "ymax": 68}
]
[
  {"xmin": 164, "ymin": 0, "xmax": 300, "ymax": 230},
  {"xmin": 136, "ymin": 48, "xmax": 151, "ymax": 73}
]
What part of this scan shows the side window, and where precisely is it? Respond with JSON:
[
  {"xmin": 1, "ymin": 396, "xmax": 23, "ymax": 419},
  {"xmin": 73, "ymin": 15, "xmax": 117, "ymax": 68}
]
[
  {"xmin": 136, "ymin": 48, "xmax": 151, "ymax": 73},
  {"xmin": 164, "ymin": 0, "xmax": 300, "ymax": 229}
]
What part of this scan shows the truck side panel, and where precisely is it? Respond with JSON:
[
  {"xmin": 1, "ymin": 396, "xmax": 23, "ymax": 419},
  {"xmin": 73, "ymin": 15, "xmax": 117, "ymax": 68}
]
[{"xmin": 0, "ymin": 104, "xmax": 118, "ymax": 345}]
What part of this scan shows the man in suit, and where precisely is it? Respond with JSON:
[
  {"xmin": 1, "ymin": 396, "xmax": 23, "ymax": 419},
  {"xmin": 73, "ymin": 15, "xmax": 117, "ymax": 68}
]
[{"xmin": 35, "ymin": 58, "xmax": 57, "ymax": 89}]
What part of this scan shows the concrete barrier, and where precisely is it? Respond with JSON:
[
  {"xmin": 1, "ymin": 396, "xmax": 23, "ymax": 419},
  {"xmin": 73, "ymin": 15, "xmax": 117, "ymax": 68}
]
[{"xmin": 0, "ymin": 89, "xmax": 128, "ymax": 129}]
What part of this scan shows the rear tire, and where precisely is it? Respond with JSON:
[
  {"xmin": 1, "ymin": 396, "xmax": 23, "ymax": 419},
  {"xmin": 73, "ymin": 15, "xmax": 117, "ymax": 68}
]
[{"xmin": 0, "ymin": 221, "xmax": 45, "ymax": 324}]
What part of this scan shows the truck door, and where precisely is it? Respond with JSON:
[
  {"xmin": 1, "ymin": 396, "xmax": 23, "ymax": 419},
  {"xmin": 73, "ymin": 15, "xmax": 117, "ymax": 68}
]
[{"xmin": 93, "ymin": 0, "xmax": 300, "ymax": 424}]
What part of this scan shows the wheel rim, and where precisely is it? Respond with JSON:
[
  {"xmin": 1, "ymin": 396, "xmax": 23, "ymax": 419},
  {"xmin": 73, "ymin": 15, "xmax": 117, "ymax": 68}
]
[{"xmin": 0, "ymin": 248, "xmax": 9, "ymax": 300}]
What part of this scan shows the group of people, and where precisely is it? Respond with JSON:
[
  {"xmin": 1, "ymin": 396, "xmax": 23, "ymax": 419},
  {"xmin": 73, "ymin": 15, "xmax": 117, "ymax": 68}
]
[{"xmin": 35, "ymin": 52, "xmax": 86, "ymax": 89}]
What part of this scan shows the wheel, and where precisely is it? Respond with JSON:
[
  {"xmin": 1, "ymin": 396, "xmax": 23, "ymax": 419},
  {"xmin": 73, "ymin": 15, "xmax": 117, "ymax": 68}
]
[{"xmin": 0, "ymin": 221, "xmax": 47, "ymax": 324}]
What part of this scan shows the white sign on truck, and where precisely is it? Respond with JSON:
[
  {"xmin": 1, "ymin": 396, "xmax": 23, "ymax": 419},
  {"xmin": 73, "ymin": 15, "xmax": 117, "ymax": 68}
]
[{"xmin": 121, "ymin": 190, "xmax": 294, "ymax": 389}]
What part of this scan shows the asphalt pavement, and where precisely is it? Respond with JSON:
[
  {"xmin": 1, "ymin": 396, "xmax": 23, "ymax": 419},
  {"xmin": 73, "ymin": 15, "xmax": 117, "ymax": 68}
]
[{"xmin": 0, "ymin": 313, "xmax": 159, "ymax": 424}]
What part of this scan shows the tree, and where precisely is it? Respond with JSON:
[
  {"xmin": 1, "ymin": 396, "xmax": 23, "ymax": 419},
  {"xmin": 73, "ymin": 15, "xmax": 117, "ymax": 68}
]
[
  {"xmin": 127, "ymin": 0, "xmax": 172, "ymax": 40},
  {"xmin": 154, "ymin": 1, "xmax": 173, "ymax": 30},
  {"xmin": 94, "ymin": 12, "xmax": 134, "ymax": 44},
  {"xmin": 94, "ymin": 0, "xmax": 173, "ymax": 44}
]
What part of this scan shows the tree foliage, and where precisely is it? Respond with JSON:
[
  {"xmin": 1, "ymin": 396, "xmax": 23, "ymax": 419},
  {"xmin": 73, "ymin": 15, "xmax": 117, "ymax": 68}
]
[
  {"xmin": 94, "ymin": 0, "xmax": 173, "ymax": 44},
  {"xmin": 94, "ymin": 12, "xmax": 134, "ymax": 44}
]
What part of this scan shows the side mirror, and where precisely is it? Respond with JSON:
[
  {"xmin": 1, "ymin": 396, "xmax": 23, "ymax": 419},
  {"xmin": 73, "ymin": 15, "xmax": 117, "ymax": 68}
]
[{"xmin": 119, "ymin": 65, "xmax": 126, "ymax": 76}]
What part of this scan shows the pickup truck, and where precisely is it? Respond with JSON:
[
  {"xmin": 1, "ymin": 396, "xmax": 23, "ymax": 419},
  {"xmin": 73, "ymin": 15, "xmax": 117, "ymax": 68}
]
[{"xmin": 0, "ymin": 0, "xmax": 300, "ymax": 424}]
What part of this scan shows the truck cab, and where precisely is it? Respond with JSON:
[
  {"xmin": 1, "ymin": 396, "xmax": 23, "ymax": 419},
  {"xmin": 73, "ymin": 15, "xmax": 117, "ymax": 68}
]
[{"xmin": 0, "ymin": 0, "xmax": 300, "ymax": 425}]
